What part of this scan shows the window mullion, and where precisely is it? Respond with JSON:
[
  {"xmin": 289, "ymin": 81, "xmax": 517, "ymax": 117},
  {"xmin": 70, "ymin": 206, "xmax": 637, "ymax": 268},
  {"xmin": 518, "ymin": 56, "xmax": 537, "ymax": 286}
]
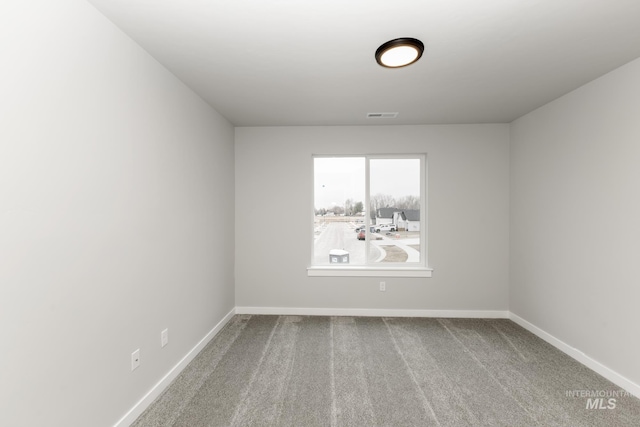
[{"xmin": 364, "ymin": 156, "xmax": 370, "ymax": 265}]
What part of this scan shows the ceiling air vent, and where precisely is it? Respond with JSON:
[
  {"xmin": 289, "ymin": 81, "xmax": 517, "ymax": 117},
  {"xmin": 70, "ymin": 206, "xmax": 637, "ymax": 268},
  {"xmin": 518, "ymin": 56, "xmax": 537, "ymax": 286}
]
[{"xmin": 367, "ymin": 112, "xmax": 398, "ymax": 119}]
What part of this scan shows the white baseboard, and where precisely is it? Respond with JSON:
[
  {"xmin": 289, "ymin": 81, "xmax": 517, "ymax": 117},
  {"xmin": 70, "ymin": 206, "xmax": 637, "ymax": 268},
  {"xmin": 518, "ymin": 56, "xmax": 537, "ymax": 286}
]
[
  {"xmin": 114, "ymin": 307, "xmax": 639, "ymax": 427},
  {"xmin": 509, "ymin": 312, "xmax": 640, "ymax": 398},
  {"xmin": 113, "ymin": 307, "xmax": 236, "ymax": 427},
  {"xmin": 235, "ymin": 306, "xmax": 509, "ymax": 318}
]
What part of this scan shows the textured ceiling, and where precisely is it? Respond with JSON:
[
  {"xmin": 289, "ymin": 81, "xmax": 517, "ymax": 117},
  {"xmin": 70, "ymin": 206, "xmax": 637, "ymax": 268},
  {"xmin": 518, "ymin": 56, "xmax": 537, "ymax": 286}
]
[{"xmin": 87, "ymin": 0, "xmax": 640, "ymax": 126}]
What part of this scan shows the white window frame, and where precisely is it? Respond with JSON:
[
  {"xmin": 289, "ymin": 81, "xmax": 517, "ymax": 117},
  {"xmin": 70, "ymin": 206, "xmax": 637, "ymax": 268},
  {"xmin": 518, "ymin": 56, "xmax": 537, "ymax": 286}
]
[{"xmin": 308, "ymin": 154, "xmax": 432, "ymax": 278}]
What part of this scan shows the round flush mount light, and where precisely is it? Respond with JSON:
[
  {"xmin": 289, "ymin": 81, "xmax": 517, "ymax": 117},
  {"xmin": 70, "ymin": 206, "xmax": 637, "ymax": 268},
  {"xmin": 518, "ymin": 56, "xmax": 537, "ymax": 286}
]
[{"xmin": 375, "ymin": 38, "xmax": 424, "ymax": 68}]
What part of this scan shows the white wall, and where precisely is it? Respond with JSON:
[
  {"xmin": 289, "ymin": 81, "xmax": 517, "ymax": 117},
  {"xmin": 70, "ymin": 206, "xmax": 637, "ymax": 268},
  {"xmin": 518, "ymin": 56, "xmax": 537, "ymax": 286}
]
[
  {"xmin": 235, "ymin": 125, "xmax": 509, "ymax": 312},
  {"xmin": 510, "ymin": 57, "xmax": 640, "ymax": 387},
  {"xmin": 0, "ymin": 1, "xmax": 234, "ymax": 426}
]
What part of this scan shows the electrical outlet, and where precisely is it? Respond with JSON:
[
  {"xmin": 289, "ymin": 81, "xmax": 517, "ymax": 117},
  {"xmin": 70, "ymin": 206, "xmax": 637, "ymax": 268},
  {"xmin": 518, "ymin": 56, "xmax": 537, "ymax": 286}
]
[
  {"xmin": 131, "ymin": 349, "xmax": 141, "ymax": 371},
  {"xmin": 380, "ymin": 281, "xmax": 386, "ymax": 292},
  {"xmin": 161, "ymin": 328, "xmax": 169, "ymax": 348}
]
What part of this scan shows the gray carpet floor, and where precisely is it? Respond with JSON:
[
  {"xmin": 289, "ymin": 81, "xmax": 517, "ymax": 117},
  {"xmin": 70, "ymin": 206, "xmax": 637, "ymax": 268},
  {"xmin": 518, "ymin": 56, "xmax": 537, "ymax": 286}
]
[{"xmin": 132, "ymin": 315, "xmax": 640, "ymax": 426}]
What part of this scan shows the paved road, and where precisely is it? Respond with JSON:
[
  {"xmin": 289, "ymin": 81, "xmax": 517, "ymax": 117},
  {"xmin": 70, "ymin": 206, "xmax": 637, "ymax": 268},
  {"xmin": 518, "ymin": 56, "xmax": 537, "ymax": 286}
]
[
  {"xmin": 313, "ymin": 222, "xmax": 382, "ymax": 265},
  {"xmin": 372, "ymin": 236, "xmax": 420, "ymax": 263},
  {"xmin": 314, "ymin": 222, "xmax": 421, "ymax": 264}
]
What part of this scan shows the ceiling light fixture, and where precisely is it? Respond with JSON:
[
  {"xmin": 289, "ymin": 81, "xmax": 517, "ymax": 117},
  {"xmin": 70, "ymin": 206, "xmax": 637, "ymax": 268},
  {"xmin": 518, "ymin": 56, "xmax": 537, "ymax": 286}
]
[{"xmin": 375, "ymin": 38, "xmax": 424, "ymax": 68}]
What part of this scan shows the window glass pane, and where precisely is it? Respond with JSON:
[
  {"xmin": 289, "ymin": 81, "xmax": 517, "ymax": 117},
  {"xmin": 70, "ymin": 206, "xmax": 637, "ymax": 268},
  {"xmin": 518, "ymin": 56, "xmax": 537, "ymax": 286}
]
[
  {"xmin": 313, "ymin": 157, "xmax": 369, "ymax": 265},
  {"xmin": 369, "ymin": 158, "xmax": 421, "ymax": 264}
]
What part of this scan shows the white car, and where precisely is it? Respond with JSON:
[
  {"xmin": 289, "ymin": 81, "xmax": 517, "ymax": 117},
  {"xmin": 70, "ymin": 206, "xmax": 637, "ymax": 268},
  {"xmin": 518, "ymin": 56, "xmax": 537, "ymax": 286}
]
[{"xmin": 375, "ymin": 224, "xmax": 396, "ymax": 232}]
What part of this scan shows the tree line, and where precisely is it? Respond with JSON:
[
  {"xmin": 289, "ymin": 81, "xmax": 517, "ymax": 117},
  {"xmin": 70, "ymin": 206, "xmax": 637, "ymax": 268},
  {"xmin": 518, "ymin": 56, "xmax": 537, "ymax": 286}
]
[{"xmin": 315, "ymin": 194, "xmax": 419, "ymax": 216}]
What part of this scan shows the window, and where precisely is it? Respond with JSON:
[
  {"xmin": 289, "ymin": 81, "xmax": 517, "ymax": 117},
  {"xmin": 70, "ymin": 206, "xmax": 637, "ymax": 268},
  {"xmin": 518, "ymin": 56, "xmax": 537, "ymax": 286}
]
[{"xmin": 309, "ymin": 154, "xmax": 431, "ymax": 277}]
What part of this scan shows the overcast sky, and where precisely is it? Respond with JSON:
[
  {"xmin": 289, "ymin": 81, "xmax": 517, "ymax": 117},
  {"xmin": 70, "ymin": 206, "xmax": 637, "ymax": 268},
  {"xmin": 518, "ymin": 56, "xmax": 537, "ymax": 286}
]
[{"xmin": 314, "ymin": 157, "xmax": 420, "ymax": 209}]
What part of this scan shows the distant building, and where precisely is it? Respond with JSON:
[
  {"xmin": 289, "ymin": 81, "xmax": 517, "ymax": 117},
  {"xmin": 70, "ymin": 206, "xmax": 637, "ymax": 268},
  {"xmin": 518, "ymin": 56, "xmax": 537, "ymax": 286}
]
[
  {"xmin": 372, "ymin": 207, "xmax": 420, "ymax": 231},
  {"xmin": 394, "ymin": 209, "xmax": 420, "ymax": 231},
  {"xmin": 374, "ymin": 207, "xmax": 397, "ymax": 225}
]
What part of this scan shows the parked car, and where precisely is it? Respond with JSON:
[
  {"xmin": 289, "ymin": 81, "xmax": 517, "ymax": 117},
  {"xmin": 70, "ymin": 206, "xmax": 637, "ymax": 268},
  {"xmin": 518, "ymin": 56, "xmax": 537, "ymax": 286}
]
[
  {"xmin": 357, "ymin": 230, "xmax": 366, "ymax": 240},
  {"xmin": 355, "ymin": 225, "xmax": 365, "ymax": 232},
  {"xmin": 375, "ymin": 224, "xmax": 396, "ymax": 233}
]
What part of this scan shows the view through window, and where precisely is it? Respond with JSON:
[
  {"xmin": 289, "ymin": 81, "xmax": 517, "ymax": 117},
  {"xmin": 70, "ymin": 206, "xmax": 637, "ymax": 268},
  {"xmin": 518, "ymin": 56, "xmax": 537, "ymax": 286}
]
[{"xmin": 313, "ymin": 155, "xmax": 425, "ymax": 268}]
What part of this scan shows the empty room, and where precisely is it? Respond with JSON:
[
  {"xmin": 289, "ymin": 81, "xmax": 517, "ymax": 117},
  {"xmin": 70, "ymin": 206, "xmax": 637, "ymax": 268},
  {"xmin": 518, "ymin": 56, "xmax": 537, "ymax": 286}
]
[{"xmin": 2, "ymin": 1, "xmax": 640, "ymax": 426}]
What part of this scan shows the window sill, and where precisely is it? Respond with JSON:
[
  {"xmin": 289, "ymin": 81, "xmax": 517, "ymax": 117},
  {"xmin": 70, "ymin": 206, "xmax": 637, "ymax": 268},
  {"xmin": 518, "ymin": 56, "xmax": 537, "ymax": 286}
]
[{"xmin": 307, "ymin": 266, "xmax": 433, "ymax": 278}]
